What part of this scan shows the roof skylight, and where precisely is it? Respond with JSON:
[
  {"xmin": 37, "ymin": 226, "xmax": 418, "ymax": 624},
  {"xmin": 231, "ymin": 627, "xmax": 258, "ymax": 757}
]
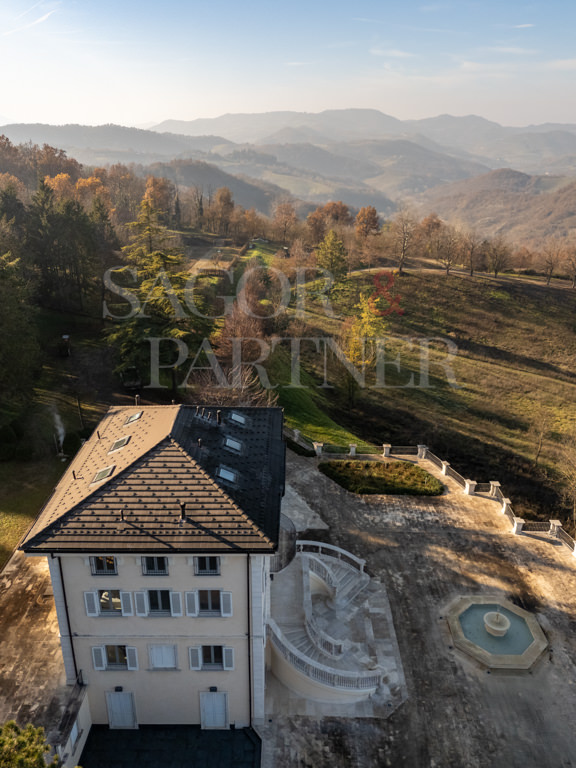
[
  {"xmin": 230, "ymin": 411, "xmax": 246, "ymax": 425},
  {"xmin": 224, "ymin": 436, "xmax": 242, "ymax": 452},
  {"xmin": 124, "ymin": 411, "xmax": 143, "ymax": 425},
  {"xmin": 92, "ymin": 465, "xmax": 115, "ymax": 484},
  {"xmin": 109, "ymin": 435, "xmax": 130, "ymax": 453},
  {"xmin": 217, "ymin": 466, "xmax": 237, "ymax": 483}
]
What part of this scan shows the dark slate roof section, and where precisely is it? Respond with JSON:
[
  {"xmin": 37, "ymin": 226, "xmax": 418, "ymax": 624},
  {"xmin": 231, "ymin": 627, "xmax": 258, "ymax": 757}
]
[
  {"xmin": 20, "ymin": 405, "xmax": 285, "ymax": 555},
  {"xmin": 171, "ymin": 406, "xmax": 285, "ymax": 545}
]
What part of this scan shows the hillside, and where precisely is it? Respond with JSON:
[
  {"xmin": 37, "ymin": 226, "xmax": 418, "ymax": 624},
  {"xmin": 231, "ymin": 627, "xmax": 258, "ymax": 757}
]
[
  {"xmin": 282, "ymin": 268, "xmax": 576, "ymax": 525},
  {"xmin": 419, "ymin": 169, "xmax": 576, "ymax": 241}
]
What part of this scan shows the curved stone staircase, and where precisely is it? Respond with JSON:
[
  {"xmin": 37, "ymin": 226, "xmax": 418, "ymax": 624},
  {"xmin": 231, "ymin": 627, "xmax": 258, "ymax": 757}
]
[{"xmin": 268, "ymin": 542, "xmax": 404, "ymax": 705}]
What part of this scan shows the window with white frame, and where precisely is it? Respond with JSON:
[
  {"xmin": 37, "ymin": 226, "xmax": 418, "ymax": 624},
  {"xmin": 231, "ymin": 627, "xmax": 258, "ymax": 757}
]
[
  {"xmin": 142, "ymin": 556, "xmax": 168, "ymax": 575},
  {"xmin": 132, "ymin": 590, "xmax": 182, "ymax": 617},
  {"xmin": 98, "ymin": 589, "xmax": 122, "ymax": 613},
  {"xmin": 90, "ymin": 556, "xmax": 117, "ymax": 575},
  {"xmin": 189, "ymin": 645, "xmax": 234, "ymax": 670},
  {"xmin": 194, "ymin": 556, "xmax": 220, "ymax": 576},
  {"xmin": 184, "ymin": 589, "xmax": 232, "ymax": 617},
  {"xmin": 92, "ymin": 644, "xmax": 138, "ymax": 671},
  {"xmin": 84, "ymin": 590, "xmax": 133, "ymax": 617},
  {"xmin": 149, "ymin": 644, "xmax": 177, "ymax": 669},
  {"xmin": 109, "ymin": 435, "xmax": 130, "ymax": 453}
]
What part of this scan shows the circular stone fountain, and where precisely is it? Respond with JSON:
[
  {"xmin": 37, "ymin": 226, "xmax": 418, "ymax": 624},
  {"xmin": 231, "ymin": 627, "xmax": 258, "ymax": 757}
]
[
  {"xmin": 484, "ymin": 610, "xmax": 511, "ymax": 637},
  {"xmin": 446, "ymin": 595, "xmax": 548, "ymax": 670}
]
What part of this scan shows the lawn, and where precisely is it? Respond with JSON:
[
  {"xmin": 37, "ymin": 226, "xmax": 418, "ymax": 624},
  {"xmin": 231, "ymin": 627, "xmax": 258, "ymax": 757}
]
[
  {"xmin": 0, "ymin": 458, "xmax": 66, "ymax": 569},
  {"xmin": 319, "ymin": 459, "xmax": 444, "ymax": 495}
]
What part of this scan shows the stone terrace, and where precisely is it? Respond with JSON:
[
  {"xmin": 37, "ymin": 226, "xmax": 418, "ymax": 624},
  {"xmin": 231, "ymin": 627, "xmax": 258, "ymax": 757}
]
[{"xmin": 259, "ymin": 452, "xmax": 576, "ymax": 768}]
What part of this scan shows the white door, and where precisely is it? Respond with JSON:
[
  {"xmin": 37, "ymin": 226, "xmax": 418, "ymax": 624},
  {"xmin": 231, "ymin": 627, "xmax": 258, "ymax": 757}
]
[
  {"xmin": 106, "ymin": 692, "xmax": 138, "ymax": 729},
  {"xmin": 200, "ymin": 692, "xmax": 228, "ymax": 729}
]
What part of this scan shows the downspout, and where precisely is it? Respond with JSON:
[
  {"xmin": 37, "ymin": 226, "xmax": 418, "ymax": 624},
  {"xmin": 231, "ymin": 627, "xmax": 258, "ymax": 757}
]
[
  {"xmin": 246, "ymin": 553, "xmax": 252, "ymax": 727},
  {"xmin": 54, "ymin": 554, "xmax": 79, "ymax": 681}
]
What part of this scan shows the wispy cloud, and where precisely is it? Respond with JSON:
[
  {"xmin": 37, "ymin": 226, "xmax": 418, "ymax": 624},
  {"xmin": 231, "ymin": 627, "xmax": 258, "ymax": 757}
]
[
  {"xmin": 3, "ymin": 9, "xmax": 57, "ymax": 37},
  {"xmin": 482, "ymin": 46, "xmax": 539, "ymax": 55},
  {"xmin": 14, "ymin": 1, "xmax": 46, "ymax": 21},
  {"xmin": 370, "ymin": 48, "xmax": 415, "ymax": 58},
  {"xmin": 285, "ymin": 61, "xmax": 309, "ymax": 67},
  {"xmin": 545, "ymin": 59, "xmax": 576, "ymax": 71},
  {"xmin": 514, "ymin": 23, "xmax": 535, "ymax": 29}
]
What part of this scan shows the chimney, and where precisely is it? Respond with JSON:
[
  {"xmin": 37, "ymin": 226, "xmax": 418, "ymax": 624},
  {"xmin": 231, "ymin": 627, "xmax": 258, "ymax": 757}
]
[
  {"xmin": 179, "ymin": 500, "xmax": 186, "ymax": 522},
  {"xmin": 120, "ymin": 508, "xmax": 125, "ymax": 523},
  {"xmin": 96, "ymin": 430, "xmax": 101, "ymax": 440},
  {"xmin": 135, "ymin": 394, "xmax": 141, "ymax": 406},
  {"xmin": 195, "ymin": 405, "xmax": 199, "ymax": 416},
  {"xmin": 197, "ymin": 438, "xmax": 202, "ymax": 448},
  {"xmin": 216, "ymin": 410, "xmax": 222, "ymax": 425}
]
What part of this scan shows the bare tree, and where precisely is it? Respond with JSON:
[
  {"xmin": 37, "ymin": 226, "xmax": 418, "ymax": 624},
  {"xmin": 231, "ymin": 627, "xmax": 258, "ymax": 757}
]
[
  {"xmin": 460, "ymin": 228, "xmax": 484, "ymax": 276},
  {"xmin": 564, "ymin": 241, "xmax": 576, "ymax": 288},
  {"xmin": 429, "ymin": 224, "xmax": 460, "ymax": 276},
  {"xmin": 487, "ymin": 235, "xmax": 511, "ymax": 277},
  {"xmin": 540, "ymin": 237, "xmax": 565, "ymax": 285},
  {"xmin": 388, "ymin": 206, "xmax": 418, "ymax": 275}
]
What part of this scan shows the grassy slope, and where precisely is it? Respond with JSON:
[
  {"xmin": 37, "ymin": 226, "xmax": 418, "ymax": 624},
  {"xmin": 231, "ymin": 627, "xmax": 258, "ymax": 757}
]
[{"xmin": 273, "ymin": 269, "xmax": 576, "ymax": 522}]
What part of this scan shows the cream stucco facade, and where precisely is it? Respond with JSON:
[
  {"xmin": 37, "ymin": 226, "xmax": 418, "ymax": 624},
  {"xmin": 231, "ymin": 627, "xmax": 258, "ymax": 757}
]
[{"xmin": 47, "ymin": 551, "xmax": 269, "ymax": 729}]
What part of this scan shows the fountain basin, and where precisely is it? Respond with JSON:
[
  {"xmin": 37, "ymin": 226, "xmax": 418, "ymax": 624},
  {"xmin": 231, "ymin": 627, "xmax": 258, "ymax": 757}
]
[
  {"xmin": 446, "ymin": 595, "xmax": 548, "ymax": 670},
  {"xmin": 484, "ymin": 610, "xmax": 511, "ymax": 637}
]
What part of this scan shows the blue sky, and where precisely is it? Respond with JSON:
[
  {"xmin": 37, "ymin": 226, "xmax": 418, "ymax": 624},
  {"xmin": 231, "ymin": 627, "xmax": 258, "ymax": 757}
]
[{"xmin": 1, "ymin": 0, "xmax": 575, "ymax": 127}]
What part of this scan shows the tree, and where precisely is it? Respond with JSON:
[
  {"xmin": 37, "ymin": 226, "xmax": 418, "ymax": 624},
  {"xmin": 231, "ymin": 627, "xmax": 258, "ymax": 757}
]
[
  {"xmin": 0, "ymin": 720, "xmax": 59, "ymax": 768},
  {"xmin": 429, "ymin": 224, "xmax": 460, "ymax": 276},
  {"xmin": 540, "ymin": 237, "xmax": 565, "ymax": 286},
  {"xmin": 273, "ymin": 200, "xmax": 298, "ymax": 244},
  {"xmin": 314, "ymin": 229, "xmax": 348, "ymax": 279},
  {"xmin": 338, "ymin": 292, "xmax": 388, "ymax": 407},
  {"xmin": 460, "ymin": 229, "xmax": 484, "ymax": 276},
  {"xmin": 388, "ymin": 207, "xmax": 418, "ymax": 275},
  {"xmin": 564, "ymin": 241, "xmax": 576, "ymax": 288},
  {"xmin": 355, "ymin": 206, "xmax": 380, "ymax": 242},
  {"xmin": 0, "ymin": 255, "xmax": 40, "ymax": 419},
  {"xmin": 487, "ymin": 235, "xmax": 511, "ymax": 277},
  {"xmin": 143, "ymin": 176, "xmax": 175, "ymax": 223}
]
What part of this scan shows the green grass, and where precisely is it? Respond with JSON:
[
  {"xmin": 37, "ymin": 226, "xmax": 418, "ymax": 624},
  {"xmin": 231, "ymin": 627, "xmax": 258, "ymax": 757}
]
[
  {"xmin": 319, "ymin": 459, "xmax": 444, "ymax": 495},
  {"xmin": 0, "ymin": 458, "xmax": 66, "ymax": 570},
  {"xmin": 265, "ymin": 346, "xmax": 377, "ymax": 451}
]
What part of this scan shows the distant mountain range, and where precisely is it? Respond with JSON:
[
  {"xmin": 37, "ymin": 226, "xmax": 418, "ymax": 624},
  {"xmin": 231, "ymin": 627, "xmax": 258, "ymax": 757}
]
[{"xmin": 3, "ymin": 109, "xmax": 576, "ymax": 242}]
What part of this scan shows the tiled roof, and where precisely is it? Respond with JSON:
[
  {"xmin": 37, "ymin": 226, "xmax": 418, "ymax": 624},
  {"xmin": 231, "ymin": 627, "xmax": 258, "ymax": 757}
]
[{"xmin": 21, "ymin": 405, "xmax": 285, "ymax": 554}]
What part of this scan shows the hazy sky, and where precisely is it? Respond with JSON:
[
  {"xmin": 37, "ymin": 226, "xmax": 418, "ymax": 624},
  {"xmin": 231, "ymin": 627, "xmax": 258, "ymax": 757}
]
[{"xmin": 1, "ymin": 0, "xmax": 575, "ymax": 127}]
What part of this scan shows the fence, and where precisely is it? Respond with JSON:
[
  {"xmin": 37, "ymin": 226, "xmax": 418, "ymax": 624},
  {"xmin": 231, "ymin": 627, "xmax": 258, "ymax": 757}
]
[{"xmin": 288, "ymin": 430, "xmax": 576, "ymax": 559}]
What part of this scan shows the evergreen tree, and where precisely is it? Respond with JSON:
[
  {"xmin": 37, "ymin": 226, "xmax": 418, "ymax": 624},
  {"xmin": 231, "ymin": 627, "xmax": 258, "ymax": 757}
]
[{"xmin": 315, "ymin": 229, "xmax": 348, "ymax": 279}]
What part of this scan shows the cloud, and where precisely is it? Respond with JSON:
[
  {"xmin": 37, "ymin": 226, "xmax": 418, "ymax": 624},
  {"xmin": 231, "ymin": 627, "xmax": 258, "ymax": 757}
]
[
  {"xmin": 545, "ymin": 59, "xmax": 576, "ymax": 71},
  {"xmin": 370, "ymin": 48, "xmax": 415, "ymax": 58},
  {"xmin": 285, "ymin": 61, "xmax": 309, "ymax": 67},
  {"xmin": 3, "ymin": 9, "xmax": 56, "ymax": 36},
  {"xmin": 514, "ymin": 24, "xmax": 535, "ymax": 29},
  {"xmin": 482, "ymin": 46, "xmax": 539, "ymax": 55}
]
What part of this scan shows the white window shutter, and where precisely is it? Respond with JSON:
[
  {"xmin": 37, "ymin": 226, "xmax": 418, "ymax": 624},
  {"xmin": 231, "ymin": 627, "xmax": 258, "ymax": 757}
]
[
  {"xmin": 185, "ymin": 591, "xmax": 198, "ymax": 617},
  {"xmin": 126, "ymin": 646, "xmax": 138, "ymax": 670},
  {"xmin": 189, "ymin": 647, "xmax": 202, "ymax": 670},
  {"xmin": 120, "ymin": 591, "xmax": 133, "ymax": 616},
  {"xmin": 187, "ymin": 557, "xmax": 195, "ymax": 566},
  {"xmin": 92, "ymin": 646, "xmax": 106, "ymax": 670},
  {"xmin": 134, "ymin": 591, "xmax": 148, "ymax": 616},
  {"xmin": 221, "ymin": 591, "xmax": 233, "ymax": 617},
  {"xmin": 84, "ymin": 591, "xmax": 99, "ymax": 617},
  {"xmin": 170, "ymin": 591, "xmax": 183, "ymax": 617},
  {"xmin": 84, "ymin": 557, "xmax": 91, "ymax": 567},
  {"xmin": 223, "ymin": 647, "xmax": 234, "ymax": 670},
  {"xmin": 135, "ymin": 557, "xmax": 142, "ymax": 565}
]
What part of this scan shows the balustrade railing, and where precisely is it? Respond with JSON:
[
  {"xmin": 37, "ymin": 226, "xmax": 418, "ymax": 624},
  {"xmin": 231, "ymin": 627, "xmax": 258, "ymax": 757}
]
[{"xmin": 268, "ymin": 620, "xmax": 381, "ymax": 691}]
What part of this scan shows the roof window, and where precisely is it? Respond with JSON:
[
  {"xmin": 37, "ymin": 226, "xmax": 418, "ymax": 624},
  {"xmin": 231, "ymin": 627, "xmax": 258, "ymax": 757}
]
[
  {"xmin": 217, "ymin": 466, "xmax": 237, "ymax": 484},
  {"xmin": 124, "ymin": 411, "xmax": 143, "ymax": 425},
  {"xmin": 109, "ymin": 435, "xmax": 130, "ymax": 453},
  {"xmin": 230, "ymin": 411, "xmax": 246, "ymax": 425},
  {"xmin": 224, "ymin": 436, "xmax": 242, "ymax": 452},
  {"xmin": 92, "ymin": 465, "xmax": 115, "ymax": 484}
]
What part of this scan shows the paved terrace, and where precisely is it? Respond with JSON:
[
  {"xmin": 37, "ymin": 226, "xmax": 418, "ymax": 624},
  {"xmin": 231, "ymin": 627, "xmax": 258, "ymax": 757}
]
[{"xmin": 260, "ymin": 451, "xmax": 576, "ymax": 768}]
